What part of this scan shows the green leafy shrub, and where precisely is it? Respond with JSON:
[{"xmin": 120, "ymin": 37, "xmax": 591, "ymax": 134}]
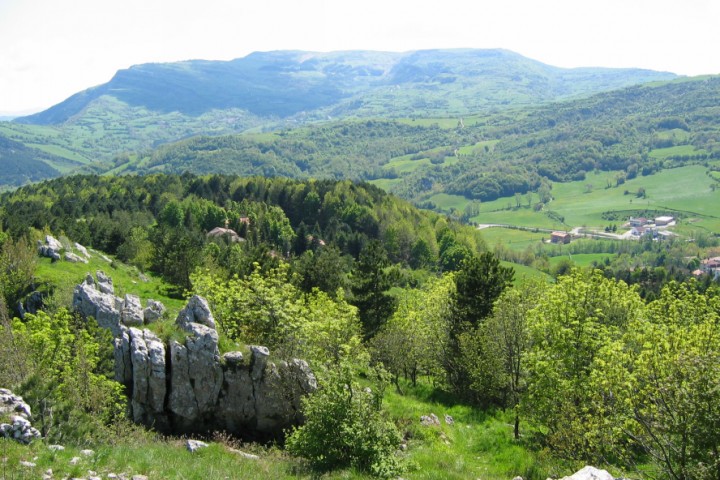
[
  {"xmin": 9, "ymin": 308, "xmax": 127, "ymax": 444},
  {"xmin": 285, "ymin": 365, "xmax": 403, "ymax": 477}
]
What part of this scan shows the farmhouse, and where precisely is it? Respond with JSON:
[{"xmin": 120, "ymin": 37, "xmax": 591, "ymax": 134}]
[
  {"xmin": 550, "ymin": 231, "xmax": 571, "ymax": 244},
  {"xmin": 654, "ymin": 216, "xmax": 674, "ymax": 226},
  {"xmin": 631, "ymin": 226, "xmax": 657, "ymax": 238},
  {"xmin": 701, "ymin": 256, "xmax": 720, "ymax": 274},
  {"xmin": 207, "ymin": 227, "xmax": 244, "ymax": 243},
  {"xmin": 629, "ymin": 217, "xmax": 648, "ymax": 227}
]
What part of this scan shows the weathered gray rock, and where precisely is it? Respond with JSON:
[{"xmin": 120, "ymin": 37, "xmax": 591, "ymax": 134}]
[
  {"xmin": 168, "ymin": 322, "xmax": 223, "ymax": 427},
  {"xmin": 38, "ymin": 235, "xmax": 62, "ymax": 260},
  {"xmin": 186, "ymin": 439, "xmax": 209, "ymax": 453},
  {"xmin": 122, "ymin": 294, "xmax": 144, "ymax": 327},
  {"xmin": 420, "ymin": 413, "xmax": 440, "ymax": 426},
  {"xmin": 114, "ymin": 327, "xmax": 132, "ymax": 385},
  {"xmin": 168, "ymin": 339, "xmax": 198, "ymax": 421},
  {"xmin": 228, "ymin": 448, "xmax": 259, "ymax": 460},
  {"xmin": 96, "ymin": 270, "xmax": 114, "ymax": 295},
  {"xmin": 128, "ymin": 328, "xmax": 167, "ymax": 427},
  {"xmin": 64, "ymin": 251, "xmax": 88, "ymax": 264},
  {"xmin": 111, "ymin": 296, "xmax": 316, "ymax": 439},
  {"xmin": 73, "ymin": 276, "xmax": 123, "ymax": 337},
  {"xmin": 0, "ymin": 415, "xmax": 41, "ymax": 444},
  {"xmin": 250, "ymin": 345, "xmax": 269, "ymax": 381},
  {"xmin": 74, "ymin": 273, "xmax": 167, "ymax": 336},
  {"xmin": 176, "ymin": 295, "xmax": 216, "ymax": 330},
  {"xmin": 0, "ymin": 388, "xmax": 32, "ymax": 418},
  {"xmin": 560, "ymin": 466, "xmax": 615, "ymax": 480},
  {"xmin": 74, "ymin": 242, "xmax": 90, "ymax": 258},
  {"xmin": 143, "ymin": 299, "xmax": 165, "ymax": 324}
]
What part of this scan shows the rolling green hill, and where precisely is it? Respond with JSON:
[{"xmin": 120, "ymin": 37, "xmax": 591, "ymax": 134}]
[
  {"xmin": 17, "ymin": 49, "xmax": 675, "ymax": 125},
  {"xmin": 102, "ymin": 76, "xmax": 720, "ymax": 216},
  {"xmin": 0, "ymin": 49, "xmax": 677, "ymax": 188}
]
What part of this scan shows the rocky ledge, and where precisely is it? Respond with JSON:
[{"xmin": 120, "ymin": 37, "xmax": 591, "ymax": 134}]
[{"xmin": 73, "ymin": 273, "xmax": 316, "ymax": 440}]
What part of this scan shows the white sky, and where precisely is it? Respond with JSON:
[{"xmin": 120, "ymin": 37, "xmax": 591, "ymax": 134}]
[{"xmin": 1, "ymin": 0, "xmax": 719, "ymax": 115}]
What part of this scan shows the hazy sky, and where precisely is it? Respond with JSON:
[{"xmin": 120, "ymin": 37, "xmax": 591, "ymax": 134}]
[{"xmin": 1, "ymin": 0, "xmax": 719, "ymax": 115}]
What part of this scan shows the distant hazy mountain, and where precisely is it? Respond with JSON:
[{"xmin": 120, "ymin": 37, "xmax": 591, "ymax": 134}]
[{"xmin": 16, "ymin": 49, "xmax": 676, "ymax": 125}]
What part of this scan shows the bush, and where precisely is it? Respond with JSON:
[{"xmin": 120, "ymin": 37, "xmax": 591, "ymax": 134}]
[{"xmin": 285, "ymin": 365, "xmax": 403, "ymax": 477}]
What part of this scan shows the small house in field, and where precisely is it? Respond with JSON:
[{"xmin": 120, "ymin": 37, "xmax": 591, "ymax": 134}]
[
  {"xmin": 701, "ymin": 256, "xmax": 720, "ymax": 274},
  {"xmin": 629, "ymin": 217, "xmax": 648, "ymax": 227},
  {"xmin": 207, "ymin": 227, "xmax": 244, "ymax": 243},
  {"xmin": 654, "ymin": 216, "xmax": 674, "ymax": 226},
  {"xmin": 550, "ymin": 231, "xmax": 571, "ymax": 244}
]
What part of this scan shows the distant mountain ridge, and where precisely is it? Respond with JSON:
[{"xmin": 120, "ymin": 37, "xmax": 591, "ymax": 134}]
[{"xmin": 16, "ymin": 49, "xmax": 676, "ymax": 125}]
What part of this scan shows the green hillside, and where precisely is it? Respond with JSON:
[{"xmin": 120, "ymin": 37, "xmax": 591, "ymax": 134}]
[{"xmin": 0, "ymin": 49, "xmax": 677, "ymax": 188}]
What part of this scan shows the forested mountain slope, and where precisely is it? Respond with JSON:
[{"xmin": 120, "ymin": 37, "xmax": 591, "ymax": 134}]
[
  {"xmin": 114, "ymin": 76, "xmax": 720, "ymax": 204},
  {"xmin": 0, "ymin": 49, "xmax": 676, "ymax": 188},
  {"xmin": 17, "ymin": 49, "xmax": 674, "ymax": 124}
]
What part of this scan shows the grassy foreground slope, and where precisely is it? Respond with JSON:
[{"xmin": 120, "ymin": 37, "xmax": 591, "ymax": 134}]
[{"xmin": 2, "ymin": 381, "xmax": 597, "ymax": 480}]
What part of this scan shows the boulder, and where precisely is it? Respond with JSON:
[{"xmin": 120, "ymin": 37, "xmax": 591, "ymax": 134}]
[
  {"xmin": 128, "ymin": 328, "xmax": 167, "ymax": 428},
  {"xmin": 74, "ymin": 242, "xmax": 90, "ymax": 258},
  {"xmin": 111, "ymin": 295, "xmax": 317, "ymax": 439},
  {"xmin": 73, "ymin": 276, "xmax": 123, "ymax": 337},
  {"xmin": 64, "ymin": 251, "xmax": 88, "ymax": 264},
  {"xmin": 122, "ymin": 294, "xmax": 144, "ymax": 327},
  {"xmin": 74, "ymin": 272, "xmax": 167, "ymax": 336},
  {"xmin": 37, "ymin": 235, "xmax": 62, "ymax": 261},
  {"xmin": 560, "ymin": 466, "xmax": 616, "ymax": 480},
  {"xmin": 0, "ymin": 388, "xmax": 32, "ymax": 418},
  {"xmin": 96, "ymin": 270, "xmax": 114, "ymax": 295},
  {"xmin": 186, "ymin": 439, "xmax": 209, "ymax": 453},
  {"xmin": 176, "ymin": 295, "xmax": 216, "ymax": 330},
  {"xmin": 143, "ymin": 299, "xmax": 165, "ymax": 324},
  {"xmin": 114, "ymin": 327, "xmax": 132, "ymax": 385},
  {"xmin": 0, "ymin": 390, "xmax": 41, "ymax": 444}
]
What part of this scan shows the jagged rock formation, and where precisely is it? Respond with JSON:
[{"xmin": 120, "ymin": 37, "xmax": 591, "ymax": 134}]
[
  {"xmin": 112, "ymin": 297, "xmax": 316, "ymax": 439},
  {"xmin": 72, "ymin": 274, "xmax": 316, "ymax": 439},
  {"xmin": 0, "ymin": 389, "xmax": 41, "ymax": 444},
  {"xmin": 73, "ymin": 271, "xmax": 166, "ymax": 337},
  {"xmin": 37, "ymin": 235, "xmax": 91, "ymax": 263},
  {"xmin": 37, "ymin": 235, "xmax": 62, "ymax": 261}
]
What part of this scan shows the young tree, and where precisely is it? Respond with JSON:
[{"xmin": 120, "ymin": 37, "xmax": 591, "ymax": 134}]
[
  {"xmin": 446, "ymin": 252, "xmax": 514, "ymax": 394},
  {"xmin": 524, "ymin": 270, "xmax": 644, "ymax": 458},
  {"xmin": 591, "ymin": 282, "xmax": 720, "ymax": 479},
  {"xmin": 371, "ymin": 275, "xmax": 455, "ymax": 390},
  {"xmin": 351, "ymin": 241, "xmax": 397, "ymax": 339},
  {"xmin": 286, "ymin": 364, "xmax": 403, "ymax": 478},
  {"xmin": 484, "ymin": 280, "xmax": 547, "ymax": 438}
]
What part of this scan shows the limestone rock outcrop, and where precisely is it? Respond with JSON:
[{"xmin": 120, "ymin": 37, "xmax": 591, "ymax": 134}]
[
  {"xmin": 37, "ymin": 235, "xmax": 62, "ymax": 261},
  {"xmin": 73, "ymin": 271, "xmax": 167, "ymax": 337},
  {"xmin": 0, "ymin": 389, "xmax": 41, "ymax": 444},
  {"xmin": 74, "ymin": 273, "xmax": 316, "ymax": 439},
  {"xmin": 114, "ymin": 303, "xmax": 316, "ymax": 438}
]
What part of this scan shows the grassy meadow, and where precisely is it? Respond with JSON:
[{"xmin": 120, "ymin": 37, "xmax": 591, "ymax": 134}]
[{"xmin": 466, "ymin": 165, "xmax": 720, "ymax": 233}]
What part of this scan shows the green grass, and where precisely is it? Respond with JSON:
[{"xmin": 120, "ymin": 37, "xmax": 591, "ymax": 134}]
[
  {"xmin": 548, "ymin": 253, "xmax": 612, "ymax": 269},
  {"xmin": 428, "ymin": 193, "xmax": 470, "ymax": 212},
  {"xmin": 35, "ymin": 250, "xmax": 185, "ymax": 315},
  {"xmin": 501, "ymin": 261, "xmax": 553, "ymax": 285},
  {"xmin": 382, "ymin": 382, "xmax": 567, "ymax": 480},
  {"xmin": 480, "ymin": 227, "xmax": 547, "ymax": 252},
  {"xmin": 457, "ymin": 139, "xmax": 499, "ymax": 155},
  {"xmin": 648, "ymin": 145, "xmax": 708, "ymax": 159},
  {"xmin": 473, "ymin": 166, "xmax": 720, "ymax": 233}
]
